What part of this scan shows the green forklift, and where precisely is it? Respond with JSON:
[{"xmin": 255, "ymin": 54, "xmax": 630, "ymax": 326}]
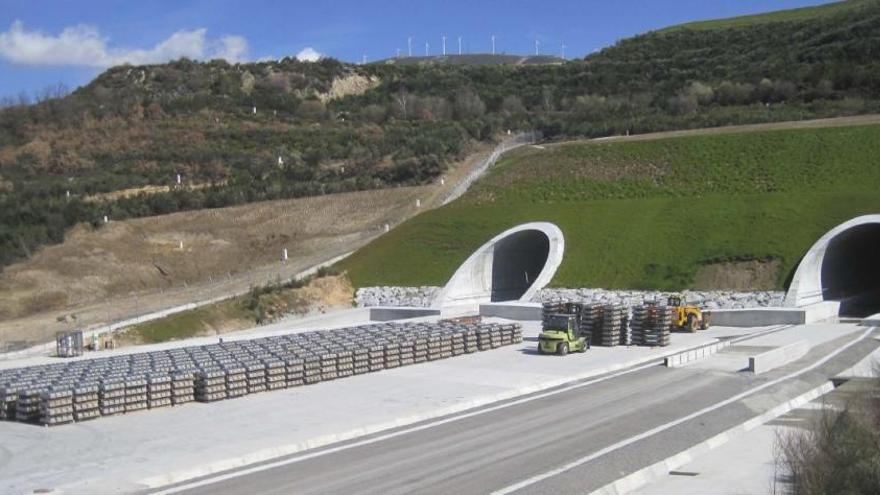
[{"xmin": 538, "ymin": 314, "xmax": 590, "ymax": 356}]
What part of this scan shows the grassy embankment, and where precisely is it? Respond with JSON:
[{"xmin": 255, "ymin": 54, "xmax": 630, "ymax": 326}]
[
  {"xmin": 660, "ymin": 0, "xmax": 858, "ymax": 32},
  {"xmin": 340, "ymin": 123, "xmax": 880, "ymax": 291}
]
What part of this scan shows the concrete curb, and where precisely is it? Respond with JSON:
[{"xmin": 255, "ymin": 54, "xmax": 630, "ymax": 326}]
[
  {"xmin": 139, "ymin": 341, "xmax": 715, "ymax": 490},
  {"xmin": 588, "ymin": 381, "xmax": 835, "ymax": 495}
]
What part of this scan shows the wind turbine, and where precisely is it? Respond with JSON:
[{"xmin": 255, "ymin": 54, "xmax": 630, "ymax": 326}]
[
  {"xmin": 491, "ymin": 35, "xmax": 496, "ymax": 55},
  {"xmin": 535, "ymin": 37, "xmax": 540, "ymax": 55},
  {"xmin": 396, "ymin": 48, "xmax": 401, "ymax": 59},
  {"xmin": 425, "ymin": 41, "xmax": 429, "ymax": 56},
  {"xmin": 561, "ymin": 41, "xmax": 567, "ymax": 60},
  {"xmin": 442, "ymin": 34, "xmax": 447, "ymax": 55},
  {"xmin": 458, "ymin": 36, "xmax": 462, "ymax": 55},
  {"xmin": 408, "ymin": 36, "xmax": 412, "ymax": 57}
]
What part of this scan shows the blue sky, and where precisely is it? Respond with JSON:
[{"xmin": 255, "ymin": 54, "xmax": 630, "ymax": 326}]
[{"xmin": 0, "ymin": 0, "xmax": 834, "ymax": 99}]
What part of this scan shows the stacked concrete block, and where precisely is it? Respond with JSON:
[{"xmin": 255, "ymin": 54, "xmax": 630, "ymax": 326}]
[
  {"xmin": 368, "ymin": 345, "xmax": 385, "ymax": 371},
  {"xmin": 284, "ymin": 358, "xmax": 305, "ymax": 387},
  {"xmin": 384, "ymin": 344, "xmax": 400, "ymax": 369},
  {"xmin": 265, "ymin": 360, "xmax": 286, "ymax": 390},
  {"xmin": 0, "ymin": 385, "xmax": 18, "ymax": 420},
  {"xmin": 245, "ymin": 362, "xmax": 268, "ymax": 393},
  {"xmin": 353, "ymin": 348, "xmax": 370, "ymax": 375},
  {"xmin": 0, "ymin": 321, "xmax": 522, "ymax": 427},
  {"xmin": 224, "ymin": 365, "xmax": 248, "ymax": 399},
  {"xmin": 319, "ymin": 353, "xmax": 338, "ymax": 381},
  {"xmin": 124, "ymin": 376, "xmax": 148, "ymax": 413},
  {"xmin": 414, "ymin": 338, "xmax": 428, "ymax": 363},
  {"xmin": 171, "ymin": 372, "xmax": 195, "ymax": 405},
  {"xmin": 631, "ymin": 305, "xmax": 672, "ymax": 347},
  {"xmin": 596, "ymin": 304, "xmax": 628, "ymax": 347},
  {"xmin": 194, "ymin": 369, "xmax": 226, "ymax": 402},
  {"xmin": 399, "ymin": 340, "xmax": 415, "ymax": 366},
  {"xmin": 303, "ymin": 355, "xmax": 322, "ymax": 384},
  {"xmin": 73, "ymin": 384, "xmax": 100, "ymax": 421},
  {"xmin": 15, "ymin": 388, "xmax": 42, "ymax": 423},
  {"xmin": 146, "ymin": 373, "xmax": 172, "ymax": 409},
  {"xmin": 99, "ymin": 378, "xmax": 126, "ymax": 416},
  {"xmin": 39, "ymin": 388, "xmax": 74, "ymax": 426}
]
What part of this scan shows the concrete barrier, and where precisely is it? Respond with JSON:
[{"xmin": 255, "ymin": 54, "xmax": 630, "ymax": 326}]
[
  {"xmin": 665, "ymin": 340, "xmax": 730, "ymax": 368},
  {"xmin": 479, "ymin": 302, "xmax": 543, "ymax": 321},
  {"xmin": 861, "ymin": 313, "xmax": 880, "ymax": 327},
  {"xmin": 708, "ymin": 308, "xmax": 806, "ymax": 327},
  {"xmin": 748, "ymin": 340, "xmax": 810, "ymax": 374},
  {"xmin": 368, "ymin": 307, "xmax": 441, "ymax": 321},
  {"xmin": 708, "ymin": 301, "xmax": 839, "ymax": 328}
]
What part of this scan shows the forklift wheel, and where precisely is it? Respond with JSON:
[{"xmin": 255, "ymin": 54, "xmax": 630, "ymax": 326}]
[{"xmin": 557, "ymin": 343, "xmax": 569, "ymax": 356}]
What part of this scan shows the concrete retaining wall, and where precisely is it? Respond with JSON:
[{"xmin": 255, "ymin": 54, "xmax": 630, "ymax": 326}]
[
  {"xmin": 748, "ymin": 340, "xmax": 810, "ymax": 374},
  {"xmin": 708, "ymin": 308, "xmax": 807, "ymax": 327},
  {"xmin": 368, "ymin": 307, "xmax": 441, "ymax": 322},
  {"xmin": 479, "ymin": 302, "xmax": 543, "ymax": 321}
]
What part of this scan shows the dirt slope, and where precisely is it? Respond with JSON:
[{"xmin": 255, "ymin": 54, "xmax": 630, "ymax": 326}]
[{"xmin": 0, "ymin": 141, "xmax": 495, "ymax": 349}]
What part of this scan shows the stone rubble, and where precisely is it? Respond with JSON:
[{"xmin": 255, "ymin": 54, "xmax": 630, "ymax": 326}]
[
  {"xmin": 355, "ymin": 286, "xmax": 785, "ymax": 309},
  {"xmin": 355, "ymin": 287, "xmax": 442, "ymax": 308}
]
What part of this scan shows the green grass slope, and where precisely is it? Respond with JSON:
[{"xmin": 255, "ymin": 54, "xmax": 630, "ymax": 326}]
[
  {"xmin": 660, "ymin": 0, "xmax": 856, "ymax": 32},
  {"xmin": 339, "ymin": 123, "xmax": 880, "ymax": 290}
]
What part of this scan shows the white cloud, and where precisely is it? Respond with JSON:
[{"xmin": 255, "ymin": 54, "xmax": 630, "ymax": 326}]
[
  {"xmin": 0, "ymin": 20, "xmax": 250, "ymax": 67},
  {"xmin": 214, "ymin": 35, "xmax": 248, "ymax": 63},
  {"xmin": 295, "ymin": 47, "xmax": 322, "ymax": 62}
]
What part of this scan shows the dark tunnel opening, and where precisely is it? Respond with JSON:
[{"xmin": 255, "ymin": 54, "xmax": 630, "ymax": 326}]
[
  {"xmin": 821, "ymin": 224, "xmax": 880, "ymax": 317},
  {"xmin": 490, "ymin": 230, "xmax": 550, "ymax": 302}
]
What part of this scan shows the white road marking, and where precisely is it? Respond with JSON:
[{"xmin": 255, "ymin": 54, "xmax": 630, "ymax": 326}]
[
  {"xmin": 151, "ymin": 359, "xmax": 663, "ymax": 494},
  {"xmin": 490, "ymin": 326, "xmax": 875, "ymax": 495}
]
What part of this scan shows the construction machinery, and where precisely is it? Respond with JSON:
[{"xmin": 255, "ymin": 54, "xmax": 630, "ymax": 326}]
[
  {"xmin": 667, "ymin": 295, "xmax": 710, "ymax": 332},
  {"xmin": 538, "ymin": 314, "xmax": 590, "ymax": 355}
]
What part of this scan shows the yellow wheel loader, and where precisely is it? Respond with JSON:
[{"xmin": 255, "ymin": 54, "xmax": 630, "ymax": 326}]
[{"xmin": 667, "ymin": 295, "xmax": 710, "ymax": 333}]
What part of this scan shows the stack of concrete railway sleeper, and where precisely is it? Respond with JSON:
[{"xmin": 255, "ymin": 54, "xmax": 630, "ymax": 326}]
[
  {"xmin": 630, "ymin": 304, "xmax": 672, "ymax": 347},
  {"xmin": 0, "ymin": 320, "xmax": 521, "ymax": 426}
]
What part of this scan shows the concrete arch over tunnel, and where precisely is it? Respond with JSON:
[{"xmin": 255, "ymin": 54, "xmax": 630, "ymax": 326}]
[
  {"xmin": 785, "ymin": 214, "xmax": 880, "ymax": 317},
  {"xmin": 436, "ymin": 222, "xmax": 564, "ymax": 308}
]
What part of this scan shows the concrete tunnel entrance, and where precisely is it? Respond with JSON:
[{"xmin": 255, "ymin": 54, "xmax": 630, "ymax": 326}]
[
  {"xmin": 437, "ymin": 222, "xmax": 564, "ymax": 308},
  {"xmin": 820, "ymin": 223, "xmax": 880, "ymax": 316},
  {"xmin": 785, "ymin": 215, "xmax": 880, "ymax": 317},
  {"xmin": 490, "ymin": 230, "xmax": 550, "ymax": 302}
]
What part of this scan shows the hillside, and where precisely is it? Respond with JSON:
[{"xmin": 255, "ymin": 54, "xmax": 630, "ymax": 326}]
[
  {"xmin": 1, "ymin": 0, "xmax": 879, "ymax": 302},
  {"xmin": 339, "ymin": 120, "xmax": 880, "ymax": 291},
  {"xmin": 660, "ymin": 0, "xmax": 855, "ymax": 31}
]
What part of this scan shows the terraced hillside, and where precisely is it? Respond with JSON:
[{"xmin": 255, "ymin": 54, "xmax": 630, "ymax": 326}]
[{"xmin": 339, "ymin": 121, "xmax": 880, "ymax": 291}]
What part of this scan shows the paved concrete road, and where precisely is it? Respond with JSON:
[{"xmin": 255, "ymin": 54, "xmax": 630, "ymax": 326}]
[{"xmin": 165, "ymin": 329, "xmax": 878, "ymax": 495}]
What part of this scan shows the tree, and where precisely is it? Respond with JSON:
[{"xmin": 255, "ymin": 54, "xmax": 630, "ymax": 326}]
[{"xmin": 454, "ymin": 88, "xmax": 485, "ymax": 120}]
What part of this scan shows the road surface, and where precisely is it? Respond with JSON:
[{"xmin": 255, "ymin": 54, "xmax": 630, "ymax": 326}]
[{"xmin": 159, "ymin": 327, "xmax": 877, "ymax": 495}]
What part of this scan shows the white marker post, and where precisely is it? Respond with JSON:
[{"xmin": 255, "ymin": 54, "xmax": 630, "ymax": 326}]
[
  {"xmin": 103, "ymin": 215, "xmax": 109, "ymax": 224},
  {"xmin": 176, "ymin": 173, "xmax": 182, "ymax": 185},
  {"xmin": 416, "ymin": 199, "xmax": 421, "ymax": 208},
  {"xmin": 384, "ymin": 223, "xmax": 390, "ymax": 233},
  {"xmin": 282, "ymin": 248, "xmax": 288, "ymax": 262}
]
